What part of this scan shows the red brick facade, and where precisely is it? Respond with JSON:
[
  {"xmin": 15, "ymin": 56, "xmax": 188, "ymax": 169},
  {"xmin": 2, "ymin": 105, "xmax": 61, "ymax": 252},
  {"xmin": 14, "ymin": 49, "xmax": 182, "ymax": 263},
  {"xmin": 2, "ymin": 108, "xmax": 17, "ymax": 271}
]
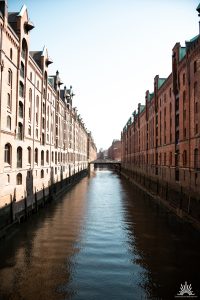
[
  {"xmin": 121, "ymin": 9, "xmax": 200, "ymax": 196},
  {"xmin": 108, "ymin": 140, "xmax": 121, "ymax": 161}
]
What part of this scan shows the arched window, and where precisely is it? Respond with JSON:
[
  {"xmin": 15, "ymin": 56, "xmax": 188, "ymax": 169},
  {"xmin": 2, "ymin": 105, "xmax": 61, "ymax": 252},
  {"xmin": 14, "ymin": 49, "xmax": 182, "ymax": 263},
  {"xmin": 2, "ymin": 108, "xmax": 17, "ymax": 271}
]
[
  {"xmin": 4, "ymin": 143, "xmax": 11, "ymax": 164},
  {"xmin": 18, "ymin": 122, "xmax": 23, "ymax": 140},
  {"xmin": 7, "ymin": 174, "xmax": 10, "ymax": 184},
  {"xmin": 35, "ymin": 148, "xmax": 38, "ymax": 164},
  {"xmin": 41, "ymin": 150, "xmax": 44, "ymax": 165},
  {"xmin": 41, "ymin": 169, "xmax": 44, "ymax": 178},
  {"xmin": 28, "ymin": 147, "xmax": 31, "ymax": 164},
  {"xmin": 7, "ymin": 116, "xmax": 11, "ymax": 130},
  {"xmin": 46, "ymin": 150, "xmax": 49, "ymax": 163},
  {"xmin": 19, "ymin": 101, "xmax": 23, "ymax": 118},
  {"xmin": 16, "ymin": 173, "xmax": 22, "ymax": 185},
  {"xmin": 19, "ymin": 81, "xmax": 24, "ymax": 97},
  {"xmin": 8, "ymin": 69, "xmax": 12, "ymax": 85},
  {"xmin": 17, "ymin": 147, "xmax": 22, "ymax": 168},
  {"xmin": 20, "ymin": 61, "xmax": 25, "ymax": 78},
  {"xmin": 22, "ymin": 38, "xmax": 27, "ymax": 59},
  {"xmin": 194, "ymin": 148, "xmax": 199, "ymax": 169}
]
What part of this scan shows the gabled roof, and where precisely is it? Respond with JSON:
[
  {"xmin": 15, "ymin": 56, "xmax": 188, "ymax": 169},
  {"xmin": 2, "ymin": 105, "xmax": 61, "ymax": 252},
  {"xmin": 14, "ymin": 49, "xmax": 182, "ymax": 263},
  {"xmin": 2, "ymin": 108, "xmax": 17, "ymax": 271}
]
[
  {"xmin": 30, "ymin": 51, "xmax": 42, "ymax": 69},
  {"xmin": 8, "ymin": 12, "xmax": 18, "ymax": 33}
]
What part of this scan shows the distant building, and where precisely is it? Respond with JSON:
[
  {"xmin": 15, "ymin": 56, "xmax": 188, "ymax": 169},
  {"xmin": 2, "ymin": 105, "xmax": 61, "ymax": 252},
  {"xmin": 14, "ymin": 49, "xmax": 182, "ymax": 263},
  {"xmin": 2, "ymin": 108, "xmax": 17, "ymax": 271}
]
[{"xmin": 108, "ymin": 140, "xmax": 121, "ymax": 161}]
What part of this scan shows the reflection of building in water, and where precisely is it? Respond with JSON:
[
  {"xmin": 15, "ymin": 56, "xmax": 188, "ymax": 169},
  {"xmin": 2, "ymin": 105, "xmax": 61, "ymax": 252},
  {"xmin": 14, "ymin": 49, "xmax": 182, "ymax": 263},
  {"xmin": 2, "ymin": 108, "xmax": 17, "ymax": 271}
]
[
  {"xmin": 0, "ymin": 178, "xmax": 89, "ymax": 300},
  {"xmin": 0, "ymin": 1, "xmax": 97, "ymax": 226},
  {"xmin": 122, "ymin": 183, "xmax": 200, "ymax": 299}
]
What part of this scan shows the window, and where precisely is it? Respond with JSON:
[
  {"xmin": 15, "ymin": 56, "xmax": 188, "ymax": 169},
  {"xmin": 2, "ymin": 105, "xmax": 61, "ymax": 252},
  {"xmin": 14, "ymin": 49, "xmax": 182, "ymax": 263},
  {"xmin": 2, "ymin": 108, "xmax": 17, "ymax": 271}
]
[
  {"xmin": 22, "ymin": 39, "xmax": 27, "ymax": 59},
  {"xmin": 19, "ymin": 101, "xmax": 23, "ymax": 118},
  {"xmin": 8, "ymin": 69, "xmax": 12, "ymax": 85},
  {"xmin": 35, "ymin": 148, "xmax": 38, "ymax": 164},
  {"xmin": 36, "ymin": 128, "xmax": 38, "ymax": 138},
  {"xmin": 28, "ymin": 147, "xmax": 31, "ymax": 164},
  {"xmin": 194, "ymin": 60, "xmax": 197, "ymax": 73},
  {"xmin": 41, "ymin": 150, "xmax": 44, "ymax": 166},
  {"xmin": 7, "ymin": 116, "xmax": 11, "ymax": 130},
  {"xmin": 195, "ymin": 102, "xmax": 198, "ymax": 114},
  {"xmin": 4, "ymin": 143, "xmax": 11, "ymax": 164},
  {"xmin": 7, "ymin": 174, "xmax": 10, "ymax": 184},
  {"xmin": 30, "ymin": 72, "xmax": 32, "ymax": 81},
  {"xmin": 10, "ymin": 48, "xmax": 12, "ymax": 60},
  {"xmin": 36, "ymin": 113, "xmax": 38, "ymax": 125},
  {"xmin": 183, "ymin": 150, "xmax": 187, "ymax": 167},
  {"xmin": 46, "ymin": 150, "xmax": 49, "ymax": 163},
  {"xmin": 164, "ymin": 153, "xmax": 166, "ymax": 165},
  {"xmin": 41, "ymin": 133, "xmax": 45, "ymax": 145},
  {"xmin": 42, "ymin": 117, "xmax": 45, "ymax": 129},
  {"xmin": 52, "ymin": 151, "xmax": 54, "ymax": 162},
  {"xmin": 194, "ymin": 82, "xmax": 197, "ymax": 101},
  {"xmin": 17, "ymin": 147, "xmax": 22, "ymax": 168},
  {"xmin": 7, "ymin": 93, "xmax": 11, "ymax": 108},
  {"xmin": 18, "ymin": 122, "xmax": 23, "ymax": 140},
  {"xmin": 169, "ymin": 152, "xmax": 172, "ymax": 166},
  {"xmin": 41, "ymin": 169, "xmax": 44, "ymax": 178},
  {"xmin": 195, "ymin": 123, "xmax": 198, "ymax": 135},
  {"xmin": 194, "ymin": 148, "xmax": 199, "ymax": 169},
  {"xmin": 20, "ymin": 61, "xmax": 25, "ymax": 78},
  {"xmin": 16, "ymin": 173, "xmax": 22, "ymax": 185},
  {"xmin": 28, "ymin": 125, "xmax": 31, "ymax": 136},
  {"xmin": 19, "ymin": 81, "xmax": 24, "ymax": 97},
  {"xmin": 55, "ymin": 152, "xmax": 57, "ymax": 164},
  {"xmin": 29, "ymin": 89, "xmax": 32, "ymax": 120}
]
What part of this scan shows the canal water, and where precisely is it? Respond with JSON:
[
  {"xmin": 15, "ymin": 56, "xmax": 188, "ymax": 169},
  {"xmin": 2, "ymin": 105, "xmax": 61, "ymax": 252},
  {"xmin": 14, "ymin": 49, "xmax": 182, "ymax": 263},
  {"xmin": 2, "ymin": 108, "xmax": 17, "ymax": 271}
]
[{"xmin": 0, "ymin": 170, "xmax": 200, "ymax": 300}]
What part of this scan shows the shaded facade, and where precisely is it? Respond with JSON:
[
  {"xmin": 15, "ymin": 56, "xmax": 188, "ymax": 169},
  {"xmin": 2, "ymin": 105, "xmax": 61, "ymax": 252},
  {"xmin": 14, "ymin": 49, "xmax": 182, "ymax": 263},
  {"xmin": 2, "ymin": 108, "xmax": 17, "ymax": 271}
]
[
  {"xmin": 0, "ymin": 1, "xmax": 96, "ymax": 223},
  {"xmin": 121, "ymin": 5, "xmax": 200, "ymax": 219}
]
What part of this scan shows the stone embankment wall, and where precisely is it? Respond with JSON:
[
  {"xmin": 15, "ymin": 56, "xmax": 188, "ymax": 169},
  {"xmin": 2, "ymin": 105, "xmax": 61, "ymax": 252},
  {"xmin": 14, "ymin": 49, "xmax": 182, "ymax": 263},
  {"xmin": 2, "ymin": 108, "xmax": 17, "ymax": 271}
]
[
  {"xmin": 0, "ymin": 169, "xmax": 88, "ymax": 238},
  {"xmin": 121, "ymin": 166, "xmax": 200, "ymax": 230}
]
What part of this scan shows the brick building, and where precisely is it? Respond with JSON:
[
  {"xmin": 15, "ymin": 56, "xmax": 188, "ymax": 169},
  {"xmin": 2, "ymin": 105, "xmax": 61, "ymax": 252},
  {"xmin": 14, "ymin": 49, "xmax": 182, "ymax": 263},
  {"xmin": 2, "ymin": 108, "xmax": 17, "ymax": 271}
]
[
  {"xmin": 121, "ymin": 4, "xmax": 200, "ymax": 204},
  {"xmin": 108, "ymin": 140, "xmax": 121, "ymax": 161},
  {"xmin": 0, "ymin": 1, "xmax": 96, "ymax": 226}
]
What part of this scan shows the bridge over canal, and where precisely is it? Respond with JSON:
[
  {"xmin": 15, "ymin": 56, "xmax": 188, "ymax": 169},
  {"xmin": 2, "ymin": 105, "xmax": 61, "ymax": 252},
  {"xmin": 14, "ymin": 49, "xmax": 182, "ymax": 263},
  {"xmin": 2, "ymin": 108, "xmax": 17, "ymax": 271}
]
[{"xmin": 89, "ymin": 159, "xmax": 121, "ymax": 172}]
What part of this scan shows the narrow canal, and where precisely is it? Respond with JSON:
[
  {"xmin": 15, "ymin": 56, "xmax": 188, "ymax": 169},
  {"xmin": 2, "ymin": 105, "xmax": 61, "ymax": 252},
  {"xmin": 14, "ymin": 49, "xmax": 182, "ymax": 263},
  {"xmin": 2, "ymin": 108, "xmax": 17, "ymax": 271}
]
[{"xmin": 0, "ymin": 170, "xmax": 200, "ymax": 300}]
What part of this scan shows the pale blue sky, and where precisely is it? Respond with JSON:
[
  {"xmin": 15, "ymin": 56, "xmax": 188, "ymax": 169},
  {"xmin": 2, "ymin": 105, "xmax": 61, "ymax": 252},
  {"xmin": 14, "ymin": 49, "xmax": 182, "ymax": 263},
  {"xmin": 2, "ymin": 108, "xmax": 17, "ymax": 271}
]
[{"xmin": 9, "ymin": 0, "xmax": 199, "ymax": 150}]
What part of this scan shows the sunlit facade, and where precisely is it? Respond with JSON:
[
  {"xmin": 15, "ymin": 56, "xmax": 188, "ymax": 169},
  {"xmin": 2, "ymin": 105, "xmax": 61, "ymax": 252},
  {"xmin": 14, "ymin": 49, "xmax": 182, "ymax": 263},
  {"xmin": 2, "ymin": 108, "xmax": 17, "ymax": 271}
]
[{"xmin": 0, "ymin": 1, "xmax": 96, "ymax": 219}]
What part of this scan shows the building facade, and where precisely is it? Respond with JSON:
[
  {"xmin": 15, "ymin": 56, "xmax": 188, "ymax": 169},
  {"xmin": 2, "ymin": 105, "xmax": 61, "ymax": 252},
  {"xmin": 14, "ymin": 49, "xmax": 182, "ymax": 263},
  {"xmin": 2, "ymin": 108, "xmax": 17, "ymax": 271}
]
[
  {"xmin": 121, "ymin": 4, "xmax": 200, "ymax": 223},
  {"xmin": 0, "ymin": 1, "xmax": 96, "ymax": 227},
  {"xmin": 108, "ymin": 140, "xmax": 121, "ymax": 161}
]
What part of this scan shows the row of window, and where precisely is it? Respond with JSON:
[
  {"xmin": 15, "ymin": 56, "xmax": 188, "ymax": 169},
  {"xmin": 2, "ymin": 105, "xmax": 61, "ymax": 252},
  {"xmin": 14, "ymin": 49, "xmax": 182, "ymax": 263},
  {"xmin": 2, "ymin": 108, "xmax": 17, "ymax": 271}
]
[
  {"xmin": 4, "ymin": 144, "xmax": 86, "ymax": 167},
  {"xmin": 125, "ymin": 149, "xmax": 199, "ymax": 169}
]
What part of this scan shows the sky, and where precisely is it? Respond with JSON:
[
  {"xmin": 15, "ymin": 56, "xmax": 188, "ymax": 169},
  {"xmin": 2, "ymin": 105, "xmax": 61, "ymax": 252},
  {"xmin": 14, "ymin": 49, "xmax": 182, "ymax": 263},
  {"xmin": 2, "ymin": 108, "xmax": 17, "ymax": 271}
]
[{"xmin": 9, "ymin": 0, "xmax": 200, "ymax": 151}]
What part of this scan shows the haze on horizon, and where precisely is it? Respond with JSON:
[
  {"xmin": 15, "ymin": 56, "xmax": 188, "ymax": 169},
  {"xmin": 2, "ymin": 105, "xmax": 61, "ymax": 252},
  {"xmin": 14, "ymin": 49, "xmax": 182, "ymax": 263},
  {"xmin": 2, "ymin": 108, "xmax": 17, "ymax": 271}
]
[{"xmin": 9, "ymin": 0, "xmax": 200, "ymax": 150}]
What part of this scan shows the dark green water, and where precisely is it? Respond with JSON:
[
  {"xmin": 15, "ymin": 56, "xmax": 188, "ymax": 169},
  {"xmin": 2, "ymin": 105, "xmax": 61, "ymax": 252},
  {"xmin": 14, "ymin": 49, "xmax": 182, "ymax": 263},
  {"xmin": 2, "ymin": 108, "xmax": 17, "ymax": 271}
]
[{"xmin": 0, "ymin": 170, "xmax": 199, "ymax": 300}]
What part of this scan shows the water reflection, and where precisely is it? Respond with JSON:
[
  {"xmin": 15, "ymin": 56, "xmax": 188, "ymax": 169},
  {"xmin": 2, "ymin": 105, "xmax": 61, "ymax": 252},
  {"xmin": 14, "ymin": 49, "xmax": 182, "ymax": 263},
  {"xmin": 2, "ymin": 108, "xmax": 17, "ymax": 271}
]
[
  {"xmin": 0, "ymin": 179, "xmax": 89, "ymax": 300},
  {"xmin": 0, "ymin": 170, "xmax": 199, "ymax": 300}
]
